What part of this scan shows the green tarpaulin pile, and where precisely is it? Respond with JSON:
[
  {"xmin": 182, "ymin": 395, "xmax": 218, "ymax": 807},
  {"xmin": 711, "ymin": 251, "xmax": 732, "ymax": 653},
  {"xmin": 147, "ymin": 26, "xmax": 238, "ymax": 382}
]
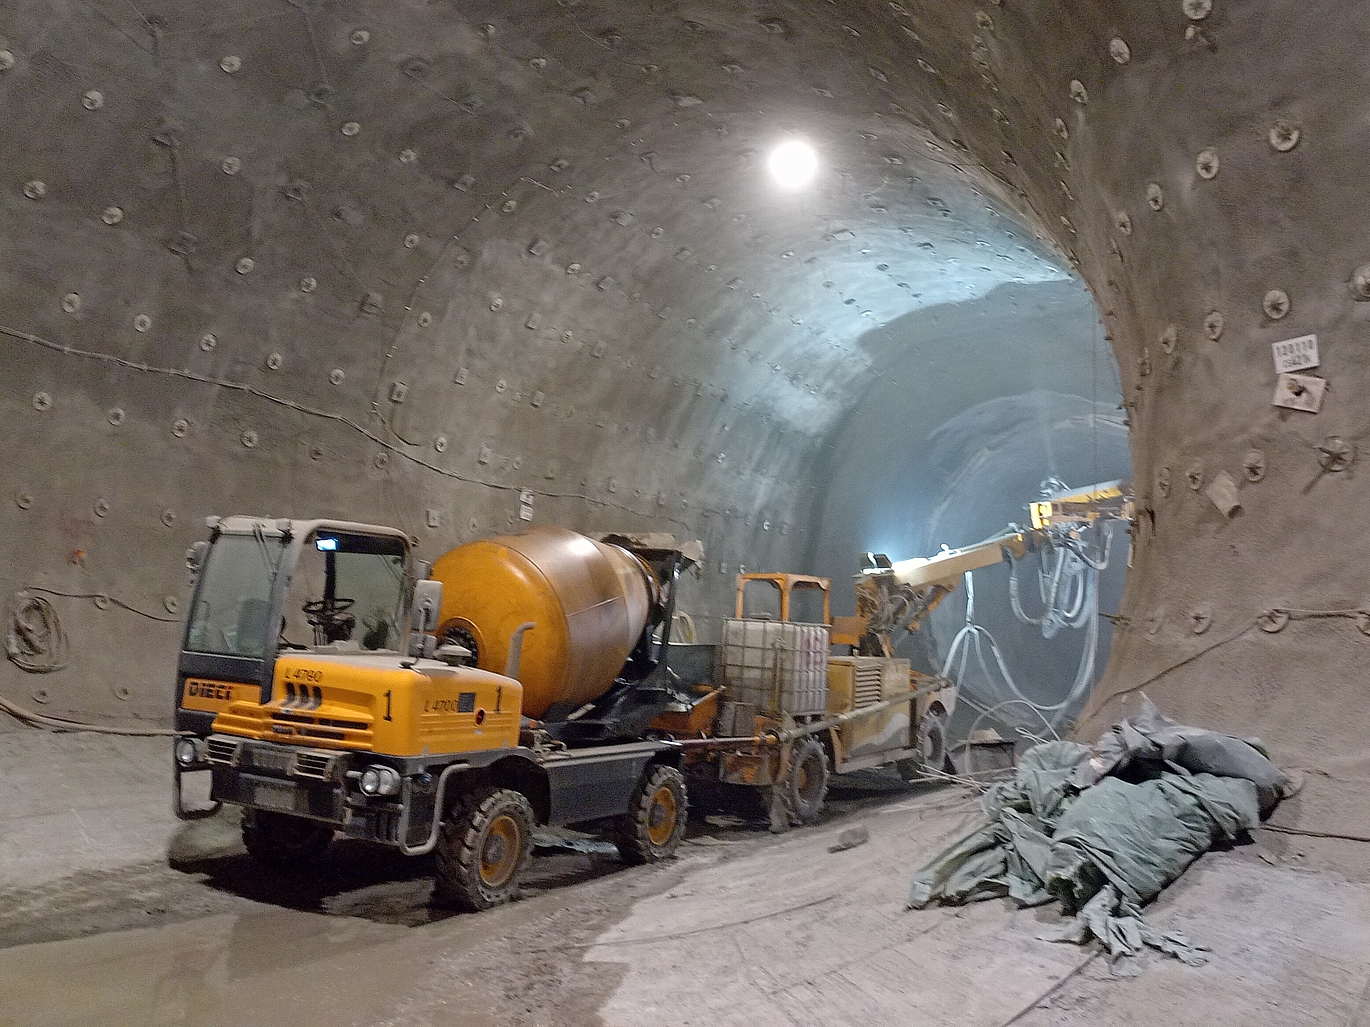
[{"xmin": 907, "ymin": 697, "xmax": 1292, "ymax": 968}]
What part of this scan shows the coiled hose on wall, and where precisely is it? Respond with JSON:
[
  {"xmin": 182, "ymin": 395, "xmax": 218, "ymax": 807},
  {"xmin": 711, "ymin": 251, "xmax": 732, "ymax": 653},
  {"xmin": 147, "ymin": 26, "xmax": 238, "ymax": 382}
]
[
  {"xmin": 3, "ymin": 590, "xmax": 184, "ymax": 737},
  {"xmin": 6, "ymin": 592, "xmax": 68, "ymax": 673}
]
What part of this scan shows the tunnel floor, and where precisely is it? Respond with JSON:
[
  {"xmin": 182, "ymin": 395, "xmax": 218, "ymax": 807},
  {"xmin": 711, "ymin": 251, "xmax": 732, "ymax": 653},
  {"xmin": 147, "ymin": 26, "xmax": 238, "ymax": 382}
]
[{"xmin": 1, "ymin": 729, "xmax": 1367, "ymax": 1027}]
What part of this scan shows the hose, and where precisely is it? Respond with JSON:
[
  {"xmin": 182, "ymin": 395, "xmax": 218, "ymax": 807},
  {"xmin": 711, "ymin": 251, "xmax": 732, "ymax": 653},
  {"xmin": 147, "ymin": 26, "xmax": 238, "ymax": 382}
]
[
  {"xmin": 6, "ymin": 592, "xmax": 69, "ymax": 672},
  {"xmin": 1065, "ymin": 523, "xmax": 1114, "ymax": 571},
  {"xmin": 1007, "ymin": 543, "xmax": 1067, "ymax": 633},
  {"xmin": 962, "ymin": 697, "xmax": 1061, "ymax": 745},
  {"xmin": 1007, "ymin": 522, "xmax": 1112, "ymax": 639},
  {"xmin": 940, "ymin": 539, "xmax": 1103, "ymax": 731},
  {"xmin": 2, "ymin": 590, "xmax": 186, "ymax": 736},
  {"xmin": 0, "ymin": 693, "xmax": 185, "ymax": 736}
]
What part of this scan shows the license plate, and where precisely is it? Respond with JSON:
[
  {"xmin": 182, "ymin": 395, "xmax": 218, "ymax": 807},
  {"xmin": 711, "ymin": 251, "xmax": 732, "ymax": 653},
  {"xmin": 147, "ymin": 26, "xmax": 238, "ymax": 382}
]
[
  {"xmin": 253, "ymin": 778, "xmax": 299, "ymax": 811},
  {"xmin": 247, "ymin": 748, "xmax": 294, "ymax": 773}
]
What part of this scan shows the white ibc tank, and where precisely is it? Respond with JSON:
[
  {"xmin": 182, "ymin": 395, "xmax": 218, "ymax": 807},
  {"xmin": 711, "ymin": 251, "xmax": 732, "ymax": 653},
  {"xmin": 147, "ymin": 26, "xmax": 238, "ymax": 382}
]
[{"xmin": 720, "ymin": 619, "xmax": 830, "ymax": 716}]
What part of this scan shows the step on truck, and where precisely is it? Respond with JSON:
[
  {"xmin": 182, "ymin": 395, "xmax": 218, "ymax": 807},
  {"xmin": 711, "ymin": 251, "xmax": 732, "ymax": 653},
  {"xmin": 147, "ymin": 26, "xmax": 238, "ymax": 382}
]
[{"xmin": 173, "ymin": 518, "xmax": 699, "ymax": 910}]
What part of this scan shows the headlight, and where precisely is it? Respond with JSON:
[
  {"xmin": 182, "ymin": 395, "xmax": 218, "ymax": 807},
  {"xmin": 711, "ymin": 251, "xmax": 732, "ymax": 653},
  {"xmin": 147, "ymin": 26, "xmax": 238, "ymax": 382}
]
[
  {"xmin": 174, "ymin": 737, "xmax": 204, "ymax": 768},
  {"xmin": 359, "ymin": 765, "xmax": 402, "ymax": 796}
]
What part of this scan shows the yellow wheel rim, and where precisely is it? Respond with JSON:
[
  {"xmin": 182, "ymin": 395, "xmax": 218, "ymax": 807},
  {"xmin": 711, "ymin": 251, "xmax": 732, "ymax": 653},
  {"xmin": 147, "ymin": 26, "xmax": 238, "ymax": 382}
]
[
  {"xmin": 796, "ymin": 764, "xmax": 809, "ymax": 791},
  {"xmin": 479, "ymin": 814, "xmax": 521, "ymax": 887},
  {"xmin": 646, "ymin": 785, "xmax": 678, "ymax": 847}
]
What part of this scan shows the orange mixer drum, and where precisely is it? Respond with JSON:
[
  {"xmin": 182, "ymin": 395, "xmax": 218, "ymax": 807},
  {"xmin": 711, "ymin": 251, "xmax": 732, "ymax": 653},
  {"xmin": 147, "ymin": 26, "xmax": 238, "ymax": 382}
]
[{"xmin": 430, "ymin": 527, "xmax": 659, "ymax": 719}]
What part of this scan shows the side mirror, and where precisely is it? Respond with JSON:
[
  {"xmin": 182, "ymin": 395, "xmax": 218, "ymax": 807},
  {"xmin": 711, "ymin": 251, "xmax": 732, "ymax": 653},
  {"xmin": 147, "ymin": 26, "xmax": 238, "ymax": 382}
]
[
  {"xmin": 411, "ymin": 579, "xmax": 442, "ymax": 633},
  {"xmin": 186, "ymin": 541, "xmax": 209, "ymax": 582}
]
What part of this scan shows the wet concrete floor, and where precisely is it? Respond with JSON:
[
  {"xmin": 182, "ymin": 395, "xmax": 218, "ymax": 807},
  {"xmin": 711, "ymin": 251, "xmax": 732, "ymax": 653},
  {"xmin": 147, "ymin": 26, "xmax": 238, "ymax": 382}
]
[
  {"xmin": 0, "ymin": 764, "xmax": 902, "ymax": 1027},
  {"xmin": 3, "ymin": 732, "xmax": 1370, "ymax": 1027}
]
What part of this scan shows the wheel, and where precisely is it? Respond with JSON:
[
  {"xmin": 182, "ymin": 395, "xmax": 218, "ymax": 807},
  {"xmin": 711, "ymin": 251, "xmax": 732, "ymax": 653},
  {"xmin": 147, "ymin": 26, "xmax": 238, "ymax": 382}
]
[
  {"xmin": 434, "ymin": 785, "xmax": 535, "ymax": 911},
  {"xmin": 241, "ymin": 810, "xmax": 334, "ymax": 868},
  {"xmin": 612, "ymin": 764, "xmax": 688, "ymax": 865},
  {"xmin": 918, "ymin": 709, "xmax": 948, "ymax": 771},
  {"xmin": 899, "ymin": 708, "xmax": 949, "ymax": 779},
  {"xmin": 782, "ymin": 736, "xmax": 830, "ymax": 826}
]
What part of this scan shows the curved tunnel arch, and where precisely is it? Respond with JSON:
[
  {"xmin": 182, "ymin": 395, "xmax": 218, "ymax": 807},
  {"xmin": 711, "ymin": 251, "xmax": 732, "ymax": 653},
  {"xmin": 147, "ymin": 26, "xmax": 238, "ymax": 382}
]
[{"xmin": 2, "ymin": 2, "xmax": 1365, "ymax": 842}]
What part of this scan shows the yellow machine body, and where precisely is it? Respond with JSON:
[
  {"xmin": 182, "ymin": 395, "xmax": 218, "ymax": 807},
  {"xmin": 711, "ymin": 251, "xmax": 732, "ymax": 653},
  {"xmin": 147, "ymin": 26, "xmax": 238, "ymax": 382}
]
[
  {"xmin": 210, "ymin": 653, "xmax": 522, "ymax": 757},
  {"xmin": 431, "ymin": 526, "xmax": 657, "ymax": 720},
  {"xmin": 826, "ymin": 657, "xmax": 914, "ymax": 759},
  {"xmin": 1029, "ymin": 479, "xmax": 1132, "ymax": 531}
]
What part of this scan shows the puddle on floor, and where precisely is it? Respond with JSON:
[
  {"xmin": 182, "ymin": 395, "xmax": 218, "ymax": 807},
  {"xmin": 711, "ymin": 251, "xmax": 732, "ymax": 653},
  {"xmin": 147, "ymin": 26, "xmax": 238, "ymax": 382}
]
[{"xmin": 0, "ymin": 906, "xmax": 499, "ymax": 1027}]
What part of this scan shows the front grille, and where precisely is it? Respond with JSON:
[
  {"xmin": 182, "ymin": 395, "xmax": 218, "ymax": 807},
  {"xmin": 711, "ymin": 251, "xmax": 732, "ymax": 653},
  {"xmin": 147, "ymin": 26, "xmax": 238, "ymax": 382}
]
[
  {"xmin": 293, "ymin": 751, "xmax": 333, "ymax": 780},
  {"xmin": 271, "ymin": 711, "xmax": 369, "ymax": 731},
  {"xmin": 206, "ymin": 737, "xmax": 240, "ymax": 765},
  {"xmin": 282, "ymin": 682, "xmax": 322, "ymax": 708},
  {"xmin": 272, "ymin": 711, "xmax": 316, "ymax": 725},
  {"xmin": 297, "ymin": 726, "xmax": 345, "ymax": 741}
]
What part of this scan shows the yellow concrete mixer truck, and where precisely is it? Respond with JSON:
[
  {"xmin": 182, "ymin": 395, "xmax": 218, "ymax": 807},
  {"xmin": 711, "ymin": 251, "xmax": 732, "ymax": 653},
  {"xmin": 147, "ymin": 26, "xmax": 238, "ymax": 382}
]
[{"xmin": 172, "ymin": 517, "xmax": 699, "ymax": 910}]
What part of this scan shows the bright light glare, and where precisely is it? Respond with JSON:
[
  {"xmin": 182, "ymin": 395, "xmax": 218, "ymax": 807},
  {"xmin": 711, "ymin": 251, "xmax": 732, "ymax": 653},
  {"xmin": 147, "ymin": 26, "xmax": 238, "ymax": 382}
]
[
  {"xmin": 768, "ymin": 139, "xmax": 818, "ymax": 189},
  {"xmin": 566, "ymin": 536, "xmax": 598, "ymax": 557}
]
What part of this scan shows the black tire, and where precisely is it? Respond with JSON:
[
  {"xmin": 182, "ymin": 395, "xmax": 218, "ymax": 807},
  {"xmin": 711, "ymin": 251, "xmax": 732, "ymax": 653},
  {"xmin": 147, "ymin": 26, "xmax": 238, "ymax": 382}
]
[
  {"xmin": 898, "ymin": 708, "xmax": 950, "ymax": 780},
  {"xmin": 612, "ymin": 764, "xmax": 688, "ymax": 865},
  {"xmin": 918, "ymin": 709, "xmax": 948, "ymax": 770},
  {"xmin": 241, "ymin": 809, "xmax": 334, "ymax": 868},
  {"xmin": 433, "ymin": 785, "xmax": 535, "ymax": 911},
  {"xmin": 782, "ymin": 737, "xmax": 830, "ymax": 826}
]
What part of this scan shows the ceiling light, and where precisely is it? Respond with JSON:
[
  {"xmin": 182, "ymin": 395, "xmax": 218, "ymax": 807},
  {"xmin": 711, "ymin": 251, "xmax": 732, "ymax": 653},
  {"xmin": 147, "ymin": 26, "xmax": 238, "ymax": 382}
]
[{"xmin": 768, "ymin": 139, "xmax": 818, "ymax": 189}]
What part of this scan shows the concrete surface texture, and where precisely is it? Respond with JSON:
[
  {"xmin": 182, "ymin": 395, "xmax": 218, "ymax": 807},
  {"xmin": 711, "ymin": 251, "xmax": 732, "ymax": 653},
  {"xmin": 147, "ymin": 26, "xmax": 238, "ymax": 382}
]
[
  {"xmin": 0, "ymin": 0, "xmax": 1064, "ymax": 727},
  {"xmin": 0, "ymin": 725, "xmax": 192, "ymax": 889},
  {"xmin": 3, "ymin": 731, "xmax": 1369, "ymax": 1027},
  {"xmin": 2, "ymin": 0, "xmax": 1368, "ymax": 875}
]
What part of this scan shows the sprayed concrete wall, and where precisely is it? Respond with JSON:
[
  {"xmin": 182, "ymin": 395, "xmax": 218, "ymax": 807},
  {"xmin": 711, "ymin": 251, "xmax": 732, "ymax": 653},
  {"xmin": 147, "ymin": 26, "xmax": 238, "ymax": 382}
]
[
  {"xmin": 0, "ymin": 0, "xmax": 1065, "ymax": 721},
  {"xmin": 2, "ymin": 2, "xmax": 1367, "ymax": 847}
]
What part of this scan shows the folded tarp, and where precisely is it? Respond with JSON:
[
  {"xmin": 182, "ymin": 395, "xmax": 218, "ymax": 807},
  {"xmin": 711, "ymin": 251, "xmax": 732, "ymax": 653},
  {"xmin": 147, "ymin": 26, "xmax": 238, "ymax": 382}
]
[
  {"xmin": 1074, "ymin": 697, "xmax": 1289, "ymax": 815},
  {"xmin": 907, "ymin": 697, "xmax": 1287, "ymax": 966}
]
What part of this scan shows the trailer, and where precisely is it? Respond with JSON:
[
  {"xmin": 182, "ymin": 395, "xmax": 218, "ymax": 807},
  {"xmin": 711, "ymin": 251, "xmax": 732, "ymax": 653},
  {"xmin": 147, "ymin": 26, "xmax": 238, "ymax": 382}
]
[{"xmin": 652, "ymin": 572, "xmax": 958, "ymax": 829}]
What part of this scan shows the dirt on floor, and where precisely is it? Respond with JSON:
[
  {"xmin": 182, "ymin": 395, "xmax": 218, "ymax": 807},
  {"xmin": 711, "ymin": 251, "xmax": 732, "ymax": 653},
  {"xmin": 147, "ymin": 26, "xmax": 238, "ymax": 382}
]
[
  {"xmin": 2, "ymin": 734, "xmax": 1369, "ymax": 1027},
  {"xmin": 0, "ymin": 769, "xmax": 896, "ymax": 1027}
]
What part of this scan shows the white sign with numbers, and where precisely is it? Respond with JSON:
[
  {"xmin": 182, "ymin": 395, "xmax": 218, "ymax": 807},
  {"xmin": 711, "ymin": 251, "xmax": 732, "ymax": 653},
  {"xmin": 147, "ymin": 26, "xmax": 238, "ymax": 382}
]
[{"xmin": 1272, "ymin": 333, "xmax": 1319, "ymax": 373}]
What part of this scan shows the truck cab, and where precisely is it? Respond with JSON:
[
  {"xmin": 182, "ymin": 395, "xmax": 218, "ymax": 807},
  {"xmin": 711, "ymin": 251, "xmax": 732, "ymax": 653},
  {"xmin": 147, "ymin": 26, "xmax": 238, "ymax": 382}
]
[{"xmin": 172, "ymin": 517, "xmax": 688, "ymax": 910}]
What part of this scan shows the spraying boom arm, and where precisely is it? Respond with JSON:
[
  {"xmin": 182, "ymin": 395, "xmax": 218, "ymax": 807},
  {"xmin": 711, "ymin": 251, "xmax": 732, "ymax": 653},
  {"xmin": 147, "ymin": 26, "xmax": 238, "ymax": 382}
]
[{"xmin": 832, "ymin": 480, "xmax": 1132, "ymax": 656}]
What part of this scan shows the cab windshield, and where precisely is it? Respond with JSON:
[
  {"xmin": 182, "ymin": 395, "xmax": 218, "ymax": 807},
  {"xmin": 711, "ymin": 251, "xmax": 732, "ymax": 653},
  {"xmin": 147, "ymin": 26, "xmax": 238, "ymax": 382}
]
[
  {"xmin": 184, "ymin": 532, "xmax": 286, "ymax": 658},
  {"xmin": 280, "ymin": 532, "xmax": 409, "ymax": 652}
]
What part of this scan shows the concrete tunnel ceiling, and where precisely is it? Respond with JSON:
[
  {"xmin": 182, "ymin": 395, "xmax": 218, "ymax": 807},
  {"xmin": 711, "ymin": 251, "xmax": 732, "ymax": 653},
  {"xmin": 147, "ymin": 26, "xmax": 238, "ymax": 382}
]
[
  {"xmin": 0, "ymin": 0, "xmax": 1074, "ymax": 713},
  {"xmin": 3, "ymin": 0, "xmax": 1368, "ymax": 842}
]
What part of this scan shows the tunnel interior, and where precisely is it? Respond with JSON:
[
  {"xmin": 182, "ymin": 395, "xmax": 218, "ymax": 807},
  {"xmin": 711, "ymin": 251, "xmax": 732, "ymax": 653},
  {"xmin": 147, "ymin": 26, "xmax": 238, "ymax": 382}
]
[
  {"xmin": 4, "ymin": 0, "xmax": 1370, "ymax": 888},
  {"xmin": 9, "ymin": 2, "xmax": 1370, "ymax": 1023},
  {"xmin": 808, "ymin": 278, "xmax": 1129, "ymax": 732},
  {"xmin": 1, "ymin": 0, "xmax": 1128, "ymax": 736}
]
